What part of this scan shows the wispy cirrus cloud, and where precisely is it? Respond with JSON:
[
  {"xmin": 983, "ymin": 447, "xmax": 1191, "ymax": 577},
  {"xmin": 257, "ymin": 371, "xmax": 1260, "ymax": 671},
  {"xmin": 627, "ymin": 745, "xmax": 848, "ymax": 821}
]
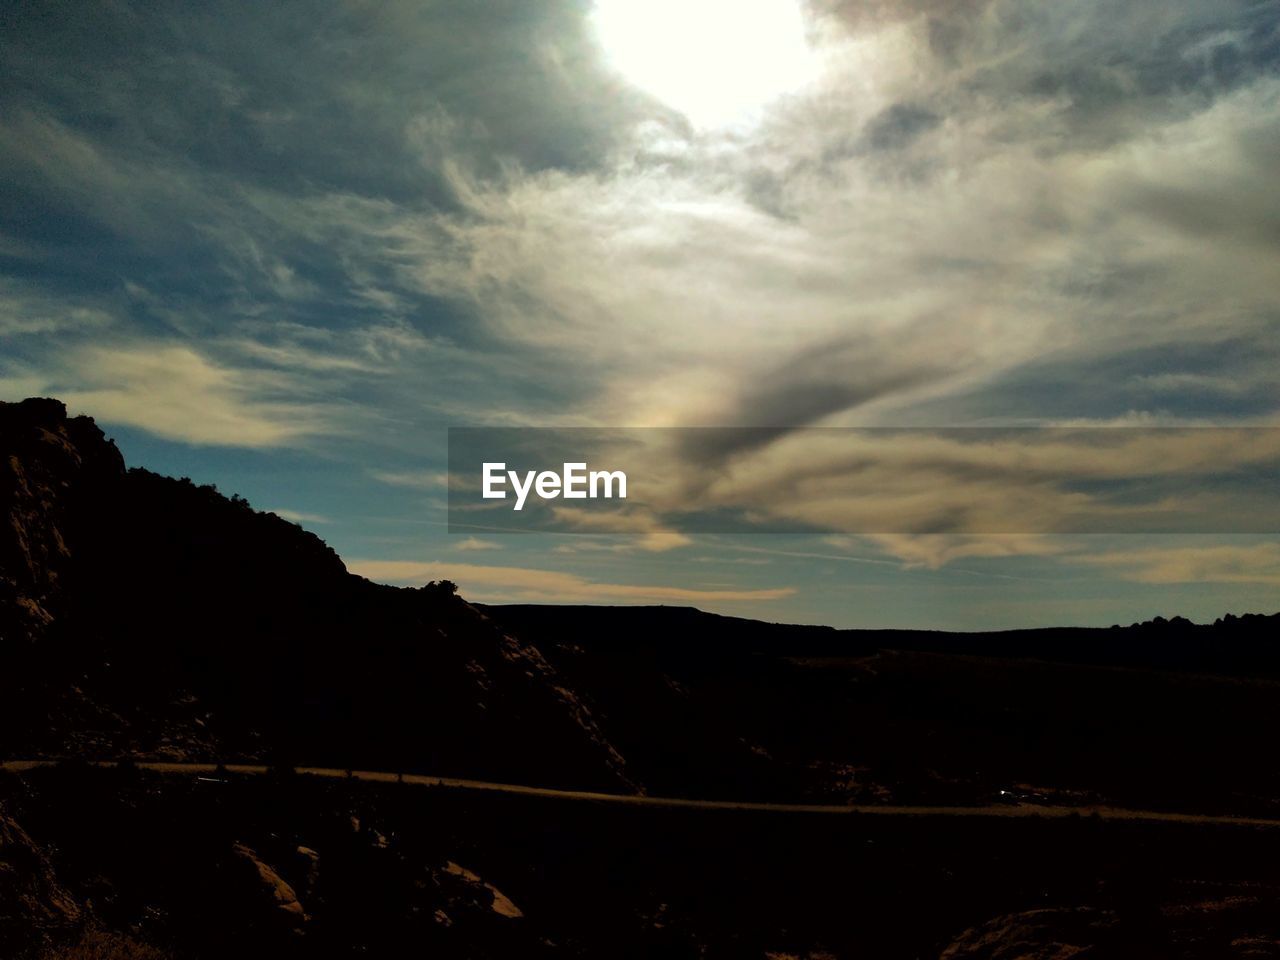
[
  {"xmin": 0, "ymin": 281, "xmax": 116, "ymax": 338},
  {"xmin": 270, "ymin": 509, "xmax": 332, "ymax": 525},
  {"xmin": 549, "ymin": 505, "xmax": 693, "ymax": 552},
  {"xmin": 452, "ymin": 536, "xmax": 502, "ymax": 552},
  {"xmin": 370, "ymin": 470, "xmax": 451, "ymax": 490},
  {"xmin": 551, "ymin": 532, "xmax": 693, "ymax": 555},
  {"xmin": 849, "ymin": 534, "xmax": 1071, "ymax": 570},
  {"xmin": 1079, "ymin": 542, "xmax": 1280, "ymax": 586}
]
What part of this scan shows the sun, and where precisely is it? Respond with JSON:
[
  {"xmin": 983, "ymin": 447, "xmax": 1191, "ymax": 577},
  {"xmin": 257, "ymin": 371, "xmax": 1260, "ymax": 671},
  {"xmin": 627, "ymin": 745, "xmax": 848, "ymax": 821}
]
[{"xmin": 592, "ymin": 0, "xmax": 817, "ymax": 130}]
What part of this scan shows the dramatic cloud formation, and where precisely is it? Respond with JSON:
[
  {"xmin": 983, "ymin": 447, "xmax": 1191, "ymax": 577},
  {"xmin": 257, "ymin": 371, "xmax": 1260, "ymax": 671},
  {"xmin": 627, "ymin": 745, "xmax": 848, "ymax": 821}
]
[
  {"xmin": 1, "ymin": 0, "xmax": 1276, "ymax": 625},
  {"xmin": 449, "ymin": 426, "xmax": 1280, "ymax": 537}
]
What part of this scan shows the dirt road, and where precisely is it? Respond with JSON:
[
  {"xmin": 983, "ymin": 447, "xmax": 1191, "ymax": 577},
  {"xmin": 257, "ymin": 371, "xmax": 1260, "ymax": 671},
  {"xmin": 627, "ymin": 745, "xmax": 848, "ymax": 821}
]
[{"xmin": 4, "ymin": 759, "xmax": 1277, "ymax": 828}]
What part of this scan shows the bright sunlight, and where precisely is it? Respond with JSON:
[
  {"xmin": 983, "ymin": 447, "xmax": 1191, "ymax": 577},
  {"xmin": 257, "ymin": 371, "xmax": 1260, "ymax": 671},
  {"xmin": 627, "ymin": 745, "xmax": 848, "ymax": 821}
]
[{"xmin": 592, "ymin": 0, "xmax": 817, "ymax": 129}]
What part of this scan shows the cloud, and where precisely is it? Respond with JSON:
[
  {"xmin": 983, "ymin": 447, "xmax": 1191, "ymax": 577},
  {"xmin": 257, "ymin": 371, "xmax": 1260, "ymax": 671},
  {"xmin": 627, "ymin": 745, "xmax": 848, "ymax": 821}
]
[
  {"xmin": 270, "ymin": 509, "xmax": 331, "ymax": 525},
  {"xmin": 1078, "ymin": 542, "xmax": 1280, "ymax": 586},
  {"xmin": 374, "ymin": 3, "xmax": 1280, "ymax": 442},
  {"xmin": 347, "ymin": 560, "xmax": 796, "ymax": 604},
  {"xmin": 9, "ymin": 0, "xmax": 1273, "ymax": 443},
  {"xmin": 551, "ymin": 531, "xmax": 693, "ymax": 554},
  {"xmin": 370, "ymin": 470, "xmax": 451, "ymax": 490},
  {"xmin": 861, "ymin": 102, "xmax": 943, "ymax": 152},
  {"xmin": 726, "ymin": 539, "xmax": 1049, "ymax": 581},
  {"xmin": 39, "ymin": 344, "xmax": 333, "ymax": 447},
  {"xmin": 3, "ymin": 0, "xmax": 1279, "ymax": 618},
  {"xmin": 501, "ymin": 426, "xmax": 1280, "ymax": 540},
  {"xmin": 853, "ymin": 534, "xmax": 1070, "ymax": 570},
  {"xmin": 452, "ymin": 536, "xmax": 502, "ymax": 552},
  {"xmin": 632, "ymin": 532, "xmax": 694, "ymax": 553},
  {"xmin": 231, "ymin": 340, "xmax": 378, "ymax": 373},
  {"xmin": 549, "ymin": 505, "xmax": 692, "ymax": 552},
  {"xmin": 0, "ymin": 281, "xmax": 116, "ymax": 337}
]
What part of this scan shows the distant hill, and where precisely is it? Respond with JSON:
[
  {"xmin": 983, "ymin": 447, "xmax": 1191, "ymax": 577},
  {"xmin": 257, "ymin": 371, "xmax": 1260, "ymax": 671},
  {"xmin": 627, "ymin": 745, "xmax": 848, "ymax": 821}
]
[
  {"xmin": 483, "ymin": 602, "xmax": 1280, "ymax": 812},
  {"xmin": 481, "ymin": 603, "xmax": 1280, "ymax": 676}
]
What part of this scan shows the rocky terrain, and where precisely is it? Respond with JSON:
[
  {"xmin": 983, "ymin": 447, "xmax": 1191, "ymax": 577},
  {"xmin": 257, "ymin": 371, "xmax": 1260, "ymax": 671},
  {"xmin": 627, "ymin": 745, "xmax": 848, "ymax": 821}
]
[{"xmin": 4, "ymin": 763, "xmax": 1280, "ymax": 959}]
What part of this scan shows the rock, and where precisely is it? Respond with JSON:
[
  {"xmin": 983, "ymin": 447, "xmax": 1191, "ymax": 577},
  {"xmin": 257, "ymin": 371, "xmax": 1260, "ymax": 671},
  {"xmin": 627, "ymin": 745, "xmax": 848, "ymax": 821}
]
[
  {"xmin": 230, "ymin": 842, "xmax": 307, "ymax": 928},
  {"xmin": 439, "ymin": 861, "xmax": 524, "ymax": 920},
  {"xmin": 940, "ymin": 907, "xmax": 1121, "ymax": 959},
  {"xmin": 294, "ymin": 845, "xmax": 320, "ymax": 901},
  {"xmin": 0, "ymin": 397, "xmax": 125, "ymax": 641}
]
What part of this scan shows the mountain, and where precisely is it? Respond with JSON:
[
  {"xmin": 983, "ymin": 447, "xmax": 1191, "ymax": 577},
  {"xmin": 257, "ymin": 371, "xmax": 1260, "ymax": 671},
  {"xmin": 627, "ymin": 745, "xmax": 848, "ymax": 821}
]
[
  {"xmin": 0, "ymin": 397, "xmax": 630, "ymax": 790},
  {"xmin": 483, "ymin": 603, "xmax": 1280, "ymax": 678}
]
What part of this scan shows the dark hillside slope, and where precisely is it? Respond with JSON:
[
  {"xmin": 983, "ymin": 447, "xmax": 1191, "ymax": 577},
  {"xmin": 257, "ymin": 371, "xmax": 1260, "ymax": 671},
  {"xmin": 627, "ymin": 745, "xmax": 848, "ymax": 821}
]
[
  {"xmin": 483, "ymin": 603, "xmax": 1280, "ymax": 676},
  {"xmin": 0, "ymin": 398, "xmax": 630, "ymax": 791},
  {"xmin": 485, "ymin": 603, "xmax": 1280, "ymax": 812}
]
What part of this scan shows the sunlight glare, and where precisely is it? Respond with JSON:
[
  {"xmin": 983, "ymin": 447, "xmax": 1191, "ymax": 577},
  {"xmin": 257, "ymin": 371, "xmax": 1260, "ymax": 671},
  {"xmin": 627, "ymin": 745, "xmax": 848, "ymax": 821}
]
[{"xmin": 592, "ymin": 0, "xmax": 817, "ymax": 129}]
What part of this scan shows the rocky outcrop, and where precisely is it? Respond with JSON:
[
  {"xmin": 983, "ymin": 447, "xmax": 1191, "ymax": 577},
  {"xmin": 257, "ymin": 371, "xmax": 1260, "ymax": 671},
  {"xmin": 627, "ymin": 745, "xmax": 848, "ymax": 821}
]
[
  {"xmin": 0, "ymin": 806, "xmax": 80, "ymax": 955},
  {"xmin": 940, "ymin": 907, "xmax": 1124, "ymax": 959},
  {"xmin": 230, "ymin": 842, "xmax": 307, "ymax": 930},
  {"xmin": 0, "ymin": 398, "xmax": 124, "ymax": 643},
  {"xmin": 0, "ymin": 396, "xmax": 632, "ymax": 791},
  {"xmin": 439, "ymin": 861, "xmax": 524, "ymax": 921}
]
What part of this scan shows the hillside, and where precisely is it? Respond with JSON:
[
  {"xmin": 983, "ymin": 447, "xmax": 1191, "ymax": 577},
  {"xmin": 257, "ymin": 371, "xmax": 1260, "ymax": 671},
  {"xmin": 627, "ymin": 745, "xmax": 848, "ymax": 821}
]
[
  {"xmin": 0, "ymin": 397, "xmax": 630, "ymax": 791},
  {"xmin": 4, "ymin": 763, "xmax": 1280, "ymax": 960},
  {"xmin": 484, "ymin": 603, "xmax": 1280, "ymax": 812}
]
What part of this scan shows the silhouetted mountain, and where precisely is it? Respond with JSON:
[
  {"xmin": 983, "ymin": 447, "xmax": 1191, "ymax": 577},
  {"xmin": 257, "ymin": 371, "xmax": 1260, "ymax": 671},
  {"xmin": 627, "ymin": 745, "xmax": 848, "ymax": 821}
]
[
  {"xmin": 0, "ymin": 398, "xmax": 629, "ymax": 790},
  {"xmin": 482, "ymin": 603, "xmax": 1280, "ymax": 676}
]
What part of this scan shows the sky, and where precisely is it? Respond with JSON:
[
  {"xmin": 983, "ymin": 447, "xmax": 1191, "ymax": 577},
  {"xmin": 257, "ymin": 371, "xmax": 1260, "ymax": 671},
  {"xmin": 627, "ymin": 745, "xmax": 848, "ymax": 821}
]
[{"xmin": 1, "ymin": 0, "xmax": 1278, "ymax": 629}]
